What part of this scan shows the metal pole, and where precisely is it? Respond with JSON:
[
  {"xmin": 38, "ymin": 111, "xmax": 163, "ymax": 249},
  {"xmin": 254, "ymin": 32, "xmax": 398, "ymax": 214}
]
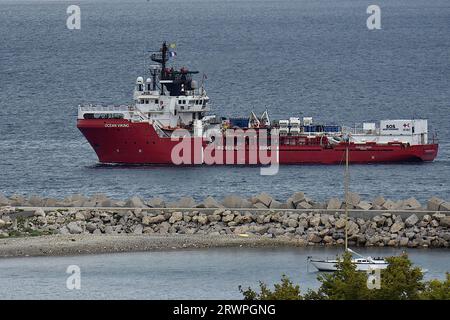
[{"xmin": 344, "ymin": 145, "xmax": 349, "ymax": 251}]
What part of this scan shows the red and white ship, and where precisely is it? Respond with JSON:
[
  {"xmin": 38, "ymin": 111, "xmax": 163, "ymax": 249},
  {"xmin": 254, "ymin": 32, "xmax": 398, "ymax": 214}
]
[{"xmin": 77, "ymin": 43, "xmax": 438, "ymax": 165}]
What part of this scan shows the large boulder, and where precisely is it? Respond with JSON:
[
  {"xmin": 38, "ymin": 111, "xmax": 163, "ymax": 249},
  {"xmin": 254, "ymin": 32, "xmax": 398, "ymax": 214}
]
[
  {"xmin": 43, "ymin": 198, "xmax": 57, "ymax": 207},
  {"xmin": 327, "ymin": 198, "xmax": 342, "ymax": 210},
  {"xmin": 390, "ymin": 221, "xmax": 404, "ymax": 233},
  {"xmin": 0, "ymin": 193, "xmax": 11, "ymax": 206},
  {"xmin": 285, "ymin": 219, "xmax": 298, "ymax": 228},
  {"xmin": 399, "ymin": 237, "xmax": 409, "ymax": 247},
  {"xmin": 372, "ymin": 196, "xmax": 386, "ymax": 207},
  {"xmin": 296, "ymin": 201, "xmax": 312, "ymax": 210},
  {"xmin": 307, "ymin": 233, "xmax": 322, "ymax": 243},
  {"xmin": 402, "ymin": 197, "xmax": 422, "ymax": 210},
  {"xmin": 309, "ymin": 215, "xmax": 321, "ymax": 227},
  {"xmin": 334, "ymin": 218, "xmax": 346, "ymax": 229},
  {"xmin": 100, "ymin": 198, "xmax": 114, "ymax": 207},
  {"xmin": 146, "ymin": 197, "xmax": 166, "ymax": 208},
  {"xmin": 269, "ymin": 200, "xmax": 284, "ymax": 209},
  {"xmin": 439, "ymin": 216, "xmax": 450, "ymax": 228},
  {"xmin": 222, "ymin": 213, "xmax": 235, "ymax": 223},
  {"xmin": 290, "ymin": 192, "xmax": 305, "ymax": 206},
  {"xmin": 233, "ymin": 225, "xmax": 250, "ymax": 235},
  {"xmin": 439, "ymin": 202, "xmax": 450, "ymax": 212},
  {"xmin": 86, "ymin": 222, "xmax": 97, "ymax": 233},
  {"xmin": 199, "ymin": 196, "xmax": 223, "ymax": 208},
  {"xmin": 207, "ymin": 214, "xmax": 221, "ymax": 223},
  {"xmin": 393, "ymin": 200, "xmax": 405, "ymax": 210},
  {"xmin": 142, "ymin": 214, "xmax": 165, "ymax": 225},
  {"xmin": 405, "ymin": 214, "xmax": 419, "ymax": 227},
  {"xmin": 28, "ymin": 195, "xmax": 44, "ymax": 207},
  {"xmin": 347, "ymin": 220, "xmax": 359, "ymax": 236},
  {"xmin": 90, "ymin": 194, "xmax": 109, "ymax": 207},
  {"xmin": 169, "ymin": 212, "xmax": 183, "ymax": 224},
  {"xmin": 67, "ymin": 222, "xmax": 83, "ymax": 234},
  {"xmin": 169, "ymin": 197, "xmax": 196, "ymax": 208},
  {"xmin": 197, "ymin": 215, "xmax": 208, "ymax": 225},
  {"xmin": 9, "ymin": 195, "xmax": 26, "ymax": 206},
  {"xmin": 33, "ymin": 208, "xmax": 45, "ymax": 217},
  {"xmin": 382, "ymin": 200, "xmax": 396, "ymax": 210},
  {"xmin": 427, "ymin": 197, "xmax": 445, "ymax": 211},
  {"xmin": 222, "ymin": 195, "xmax": 248, "ymax": 208},
  {"xmin": 125, "ymin": 196, "xmax": 146, "ymax": 208},
  {"xmin": 356, "ymin": 201, "xmax": 372, "ymax": 210},
  {"xmin": 253, "ymin": 202, "xmax": 268, "ymax": 209},
  {"xmin": 254, "ymin": 193, "xmax": 273, "ymax": 207},
  {"xmin": 346, "ymin": 192, "xmax": 361, "ymax": 206}
]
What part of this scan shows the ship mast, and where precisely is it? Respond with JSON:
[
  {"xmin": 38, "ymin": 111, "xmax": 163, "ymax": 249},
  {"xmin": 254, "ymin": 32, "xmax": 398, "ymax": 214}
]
[
  {"xmin": 160, "ymin": 42, "xmax": 168, "ymax": 95},
  {"xmin": 149, "ymin": 42, "xmax": 169, "ymax": 95},
  {"xmin": 344, "ymin": 144, "xmax": 349, "ymax": 251}
]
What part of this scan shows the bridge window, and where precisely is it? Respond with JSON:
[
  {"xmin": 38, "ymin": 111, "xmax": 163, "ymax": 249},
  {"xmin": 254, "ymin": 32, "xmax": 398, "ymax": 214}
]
[
  {"xmin": 155, "ymin": 99, "xmax": 159, "ymax": 104},
  {"xmin": 83, "ymin": 113, "xmax": 124, "ymax": 119}
]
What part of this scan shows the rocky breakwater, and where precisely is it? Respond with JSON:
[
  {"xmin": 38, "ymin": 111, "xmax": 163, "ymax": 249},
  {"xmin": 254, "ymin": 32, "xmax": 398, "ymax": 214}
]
[{"xmin": 0, "ymin": 192, "xmax": 449, "ymax": 248}]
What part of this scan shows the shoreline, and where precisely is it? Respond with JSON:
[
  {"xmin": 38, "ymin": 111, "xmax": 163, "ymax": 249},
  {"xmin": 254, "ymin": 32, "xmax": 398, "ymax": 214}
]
[
  {"xmin": 1, "ymin": 234, "xmax": 447, "ymax": 259},
  {"xmin": 0, "ymin": 234, "xmax": 450, "ymax": 260},
  {"xmin": 0, "ymin": 234, "xmax": 306, "ymax": 258}
]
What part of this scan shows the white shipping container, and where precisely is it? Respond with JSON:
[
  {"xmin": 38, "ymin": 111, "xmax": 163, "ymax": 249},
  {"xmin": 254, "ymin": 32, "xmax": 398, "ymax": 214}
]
[
  {"xmin": 279, "ymin": 120, "xmax": 289, "ymax": 127},
  {"xmin": 303, "ymin": 117, "xmax": 313, "ymax": 126},
  {"xmin": 412, "ymin": 119, "xmax": 427, "ymax": 134},
  {"xmin": 380, "ymin": 120, "xmax": 413, "ymax": 136},
  {"xmin": 289, "ymin": 117, "xmax": 301, "ymax": 126},
  {"xmin": 363, "ymin": 122, "xmax": 376, "ymax": 131}
]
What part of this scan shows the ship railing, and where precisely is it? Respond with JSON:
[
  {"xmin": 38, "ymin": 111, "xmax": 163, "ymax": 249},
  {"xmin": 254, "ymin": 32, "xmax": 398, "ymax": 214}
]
[
  {"xmin": 431, "ymin": 132, "xmax": 439, "ymax": 144},
  {"xmin": 152, "ymin": 120, "xmax": 171, "ymax": 138},
  {"xmin": 78, "ymin": 104, "xmax": 133, "ymax": 112},
  {"xmin": 342, "ymin": 125, "xmax": 380, "ymax": 135},
  {"xmin": 130, "ymin": 107, "xmax": 148, "ymax": 122}
]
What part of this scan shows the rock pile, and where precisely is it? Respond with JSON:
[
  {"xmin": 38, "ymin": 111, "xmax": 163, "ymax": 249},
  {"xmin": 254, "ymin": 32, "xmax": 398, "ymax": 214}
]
[
  {"xmin": 0, "ymin": 206, "xmax": 448, "ymax": 248},
  {"xmin": 1, "ymin": 192, "xmax": 449, "ymax": 212}
]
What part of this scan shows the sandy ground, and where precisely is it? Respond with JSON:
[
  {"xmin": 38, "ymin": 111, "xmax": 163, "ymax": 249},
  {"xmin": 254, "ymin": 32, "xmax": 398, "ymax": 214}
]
[{"xmin": 0, "ymin": 234, "xmax": 303, "ymax": 258}]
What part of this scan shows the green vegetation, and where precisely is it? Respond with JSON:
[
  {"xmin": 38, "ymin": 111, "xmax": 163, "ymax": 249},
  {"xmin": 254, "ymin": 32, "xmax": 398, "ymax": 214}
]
[
  {"xmin": 239, "ymin": 275, "xmax": 303, "ymax": 300},
  {"xmin": 2, "ymin": 217, "xmax": 55, "ymax": 238},
  {"xmin": 240, "ymin": 252, "xmax": 450, "ymax": 300}
]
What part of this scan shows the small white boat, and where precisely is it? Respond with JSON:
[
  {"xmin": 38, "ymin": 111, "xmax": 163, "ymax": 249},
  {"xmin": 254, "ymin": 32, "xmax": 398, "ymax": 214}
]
[{"xmin": 308, "ymin": 249, "xmax": 389, "ymax": 272}]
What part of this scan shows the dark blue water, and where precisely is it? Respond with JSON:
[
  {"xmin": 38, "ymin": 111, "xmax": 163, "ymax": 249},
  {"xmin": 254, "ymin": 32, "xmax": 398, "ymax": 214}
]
[
  {"xmin": 1, "ymin": 0, "xmax": 449, "ymax": 202},
  {"xmin": 0, "ymin": 247, "xmax": 448, "ymax": 299}
]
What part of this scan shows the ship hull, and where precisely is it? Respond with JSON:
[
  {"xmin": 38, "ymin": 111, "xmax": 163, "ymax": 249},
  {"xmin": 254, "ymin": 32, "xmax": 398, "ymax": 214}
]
[{"xmin": 77, "ymin": 119, "xmax": 439, "ymax": 165}]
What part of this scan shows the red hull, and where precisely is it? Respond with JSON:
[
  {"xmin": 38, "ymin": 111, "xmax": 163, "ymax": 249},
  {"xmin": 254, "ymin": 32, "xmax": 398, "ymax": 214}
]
[{"xmin": 77, "ymin": 119, "xmax": 439, "ymax": 164}]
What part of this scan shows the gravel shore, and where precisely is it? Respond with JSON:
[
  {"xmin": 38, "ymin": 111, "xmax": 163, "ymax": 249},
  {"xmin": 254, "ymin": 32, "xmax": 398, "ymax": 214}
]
[{"xmin": 0, "ymin": 234, "xmax": 301, "ymax": 258}]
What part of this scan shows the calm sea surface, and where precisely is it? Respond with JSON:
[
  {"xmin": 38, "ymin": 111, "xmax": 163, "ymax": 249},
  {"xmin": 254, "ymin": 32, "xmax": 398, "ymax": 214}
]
[
  {"xmin": 0, "ymin": 0, "xmax": 449, "ymax": 202},
  {"xmin": 0, "ymin": 247, "xmax": 448, "ymax": 299}
]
